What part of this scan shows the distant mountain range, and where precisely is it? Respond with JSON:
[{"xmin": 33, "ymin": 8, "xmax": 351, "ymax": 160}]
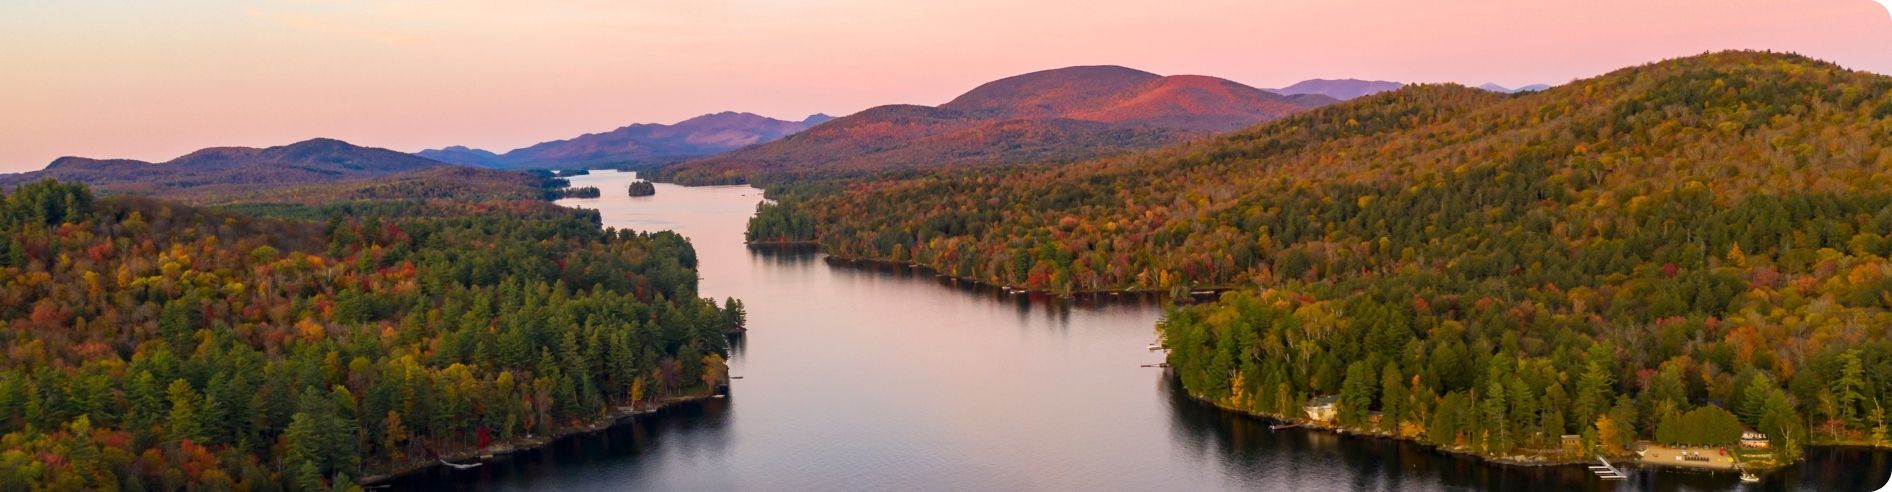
[
  {"xmin": 0, "ymin": 138, "xmax": 553, "ymax": 204},
  {"xmin": 1476, "ymin": 82, "xmax": 1553, "ymax": 94},
  {"xmin": 661, "ymin": 66, "xmax": 1336, "ymax": 184},
  {"xmin": 419, "ymin": 112, "xmax": 832, "ymax": 170},
  {"xmin": 1267, "ymin": 78, "xmax": 1405, "ymax": 100}
]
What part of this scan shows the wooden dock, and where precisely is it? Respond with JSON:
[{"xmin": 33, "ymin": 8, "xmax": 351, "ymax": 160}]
[{"xmin": 1588, "ymin": 455, "xmax": 1627, "ymax": 480}]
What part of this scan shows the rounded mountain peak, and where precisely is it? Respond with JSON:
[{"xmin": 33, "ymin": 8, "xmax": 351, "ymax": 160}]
[{"xmin": 940, "ymin": 65, "xmax": 1163, "ymax": 119}]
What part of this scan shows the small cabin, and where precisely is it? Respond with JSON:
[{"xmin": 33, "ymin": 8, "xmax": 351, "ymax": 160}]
[
  {"xmin": 1740, "ymin": 431, "xmax": 1770, "ymax": 449},
  {"xmin": 1561, "ymin": 434, "xmax": 1583, "ymax": 451},
  {"xmin": 1305, "ymin": 396, "xmax": 1339, "ymax": 423}
]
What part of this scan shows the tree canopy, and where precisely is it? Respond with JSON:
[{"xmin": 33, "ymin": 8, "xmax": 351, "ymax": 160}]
[{"xmin": 0, "ymin": 182, "xmax": 737, "ymax": 489}]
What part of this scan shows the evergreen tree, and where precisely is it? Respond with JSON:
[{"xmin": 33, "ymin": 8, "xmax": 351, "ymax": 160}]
[
  {"xmin": 1572, "ymin": 347, "xmax": 1614, "ymax": 435},
  {"xmin": 1338, "ymin": 360, "xmax": 1375, "ymax": 427},
  {"xmin": 165, "ymin": 379, "xmax": 203, "ymax": 444},
  {"xmin": 1379, "ymin": 363, "xmax": 1408, "ymax": 433},
  {"xmin": 1835, "ymin": 350, "xmax": 1867, "ymax": 425},
  {"xmin": 1481, "ymin": 373, "xmax": 1509, "ymax": 452}
]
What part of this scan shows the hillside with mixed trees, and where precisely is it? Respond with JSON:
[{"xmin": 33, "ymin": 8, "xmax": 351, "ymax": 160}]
[
  {"xmin": 0, "ymin": 180, "xmax": 742, "ymax": 489},
  {"xmin": 752, "ymin": 51, "xmax": 1892, "ymax": 463}
]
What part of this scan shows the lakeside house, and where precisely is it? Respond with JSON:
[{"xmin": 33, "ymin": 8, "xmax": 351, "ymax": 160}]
[
  {"xmin": 1306, "ymin": 396, "xmax": 1339, "ymax": 423},
  {"xmin": 1561, "ymin": 434, "xmax": 1583, "ymax": 452},
  {"xmin": 1740, "ymin": 431, "xmax": 1770, "ymax": 449}
]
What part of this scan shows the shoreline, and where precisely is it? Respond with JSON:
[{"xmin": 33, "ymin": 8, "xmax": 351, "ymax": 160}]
[
  {"xmin": 740, "ymin": 238, "xmax": 1239, "ymax": 300},
  {"xmin": 1179, "ymin": 384, "xmax": 1814, "ymax": 476},
  {"xmin": 745, "ymin": 239, "xmax": 819, "ymax": 246},
  {"xmin": 815, "ymin": 252, "xmax": 1237, "ymax": 300},
  {"xmin": 358, "ymin": 390, "xmax": 721, "ymax": 486}
]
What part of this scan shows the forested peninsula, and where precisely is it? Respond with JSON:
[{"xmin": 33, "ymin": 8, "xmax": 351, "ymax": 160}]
[{"xmin": 0, "ymin": 180, "xmax": 743, "ymax": 489}]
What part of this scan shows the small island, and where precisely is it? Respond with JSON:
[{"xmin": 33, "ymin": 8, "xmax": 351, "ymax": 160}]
[{"xmin": 628, "ymin": 180, "xmax": 657, "ymax": 197}]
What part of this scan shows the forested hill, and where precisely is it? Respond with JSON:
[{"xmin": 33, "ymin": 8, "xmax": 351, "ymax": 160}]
[
  {"xmin": 658, "ymin": 65, "xmax": 1333, "ymax": 186},
  {"xmin": 0, "ymin": 138, "xmax": 565, "ymax": 205},
  {"xmin": 764, "ymin": 51, "xmax": 1892, "ymax": 461},
  {"xmin": 0, "ymin": 181, "xmax": 743, "ymax": 489},
  {"xmin": 419, "ymin": 112, "xmax": 832, "ymax": 170}
]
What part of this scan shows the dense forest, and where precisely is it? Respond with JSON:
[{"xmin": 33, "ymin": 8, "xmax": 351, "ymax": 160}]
[
  {"xmin": 744, "ymin": 202, "xmax": 817, "ymax": 244},
  {"xmin": 0, "ymin": 180, "xmax": 740, "ymax": 489},
  {"xmin": 627, "ymin": 181, "xmax": 656, "ymax": 197},
  {"xmin": 751, "ymin": 51, "xmax": 1892, "ymax": 463}
]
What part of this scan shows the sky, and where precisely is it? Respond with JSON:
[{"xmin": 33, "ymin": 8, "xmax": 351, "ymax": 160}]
[{"xmin": 2, "ymin": 0, "xmax": 1890, "ymax": 171}]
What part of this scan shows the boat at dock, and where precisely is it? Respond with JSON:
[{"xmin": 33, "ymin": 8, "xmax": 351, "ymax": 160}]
[{"xmin": 439, "ymin": 459, "xmax": 481, "ymax": 471}]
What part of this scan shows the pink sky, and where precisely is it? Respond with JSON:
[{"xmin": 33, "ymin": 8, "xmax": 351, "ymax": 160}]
[{"xmin": 2, "ymin": 0, "xmax": 1889, "ymax": 171}]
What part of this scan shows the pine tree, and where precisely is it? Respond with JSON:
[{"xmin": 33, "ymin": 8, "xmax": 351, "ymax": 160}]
[
  {"xmin": 1481, "ymin": 375, "xmax": 1509, "ymax": 452},
  {"xmin": 1339, "ymin": 360, "xmax": 1375, "ymax": 427},
  {"xmin": 1380, "ymin": 363, "xmax": 1407, "ymax": 433},
  {"xmin": 1572, "ymin": 347, "xmax": 1614, "ymax": 434},
  {"xmin": 165, "ymin": 379, "xmax": 203, "ymax": 444},
  {"xmin": 292, "ymin": 460, "xmax": 324, "ymax": 492},
  {"xmin": 722, "ymin": 298, "xmax": 747, "ymax": 333},
  {"xmin": 159, "ymin": 297, "xmax": 202, "ymax": 355},
  {"xmin": 1738, "ymin": 373, "xmax": 1774, "ymax": 426},
  {"xmin": 283, "ymin": 412, "xmax": 322, "ymax": 483},
  {"xmin": 128, "ymin": 371, "xmax": 163, "ymax": 432},
  {"xmin": 1834, "ymin": 350, "xmax": 1867, "ymax": 425}
]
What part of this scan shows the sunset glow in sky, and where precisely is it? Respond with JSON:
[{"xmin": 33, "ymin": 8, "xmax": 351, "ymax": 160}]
[{"xmin": 3, "ymin": 0, "xmax": 1890, "ymax": 171}]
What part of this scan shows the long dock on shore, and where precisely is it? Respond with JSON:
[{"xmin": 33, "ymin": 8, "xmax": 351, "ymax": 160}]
[{"xmin": 1588, "ymin": 455, "xmax": 1627, "ymax": 480}]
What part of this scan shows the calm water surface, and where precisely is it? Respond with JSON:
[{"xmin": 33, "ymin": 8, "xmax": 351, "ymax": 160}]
[{"xmin": 394, "ymin": 170, "xmax": 1889, "ymax": 491}]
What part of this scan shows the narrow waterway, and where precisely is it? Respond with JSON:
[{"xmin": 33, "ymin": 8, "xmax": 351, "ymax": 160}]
[{"xmin": 394, "ymin": 170, "xmax": 1889, "ymax": 491}]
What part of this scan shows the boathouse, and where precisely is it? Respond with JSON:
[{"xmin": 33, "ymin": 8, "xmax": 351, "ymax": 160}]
[{"xmin": 1740, "ymin": 431, "xmax": 1770, "ymax": 449}]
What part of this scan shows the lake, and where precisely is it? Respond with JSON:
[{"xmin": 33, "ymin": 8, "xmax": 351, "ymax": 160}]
[{"xmin": 391, "ymin": 170, "xmax": 1889, "ymax": 491}]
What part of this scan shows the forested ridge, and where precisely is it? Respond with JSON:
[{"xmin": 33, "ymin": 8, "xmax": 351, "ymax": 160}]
[
  {"xmin": 0, "ymin": 180, "xmax": 741, "ymax": 489},
  {"xmin": 755, "ymin": 51, "xmax": 1892, "ymax": 462},
  {"xmin": 656, "ymin": 66, "xmax": 1332, "ymax": 186}
]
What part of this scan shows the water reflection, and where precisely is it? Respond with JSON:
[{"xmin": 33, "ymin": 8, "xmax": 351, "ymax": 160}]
[
  {"xmin": 814, "ymin": 254, "xmax": 1175, "ymax": 332},
  {"xmin": 393, "ymin": 398, "xmax": 734, "ymax": 490},
  {"xmin": 745, "ymin": 243, "xmax": 819, "ymax": 266}
]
